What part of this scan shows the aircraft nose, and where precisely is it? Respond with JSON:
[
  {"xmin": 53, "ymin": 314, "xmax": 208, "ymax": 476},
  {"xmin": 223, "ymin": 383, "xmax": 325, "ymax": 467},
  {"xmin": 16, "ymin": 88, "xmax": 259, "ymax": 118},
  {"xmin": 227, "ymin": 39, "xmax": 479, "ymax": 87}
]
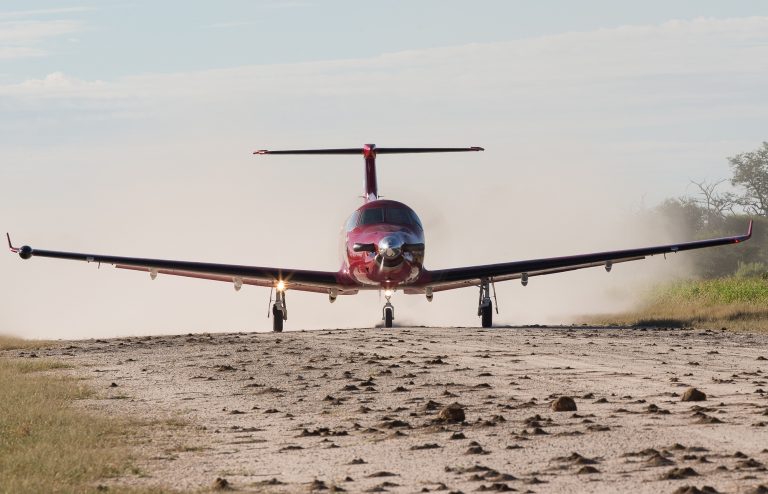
[{"xmin": 378, "ymin": 235, "xmax": 404, "ymax": 259}]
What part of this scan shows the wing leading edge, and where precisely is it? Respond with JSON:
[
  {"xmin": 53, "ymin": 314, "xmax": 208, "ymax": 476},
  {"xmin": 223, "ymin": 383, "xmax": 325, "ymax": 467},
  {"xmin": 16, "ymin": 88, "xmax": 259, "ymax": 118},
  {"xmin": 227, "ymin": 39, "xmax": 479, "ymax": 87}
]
[
  {"xmin": 5, "ymin": 236, "xmax": 352, "ymax": 294},
  {"xmin": 419, "ymin": 221, "xmax": 753, "ymax": 291},
  {"xmin": 6, "ymin": 220, "xmax": 753, "ymax": 295}
]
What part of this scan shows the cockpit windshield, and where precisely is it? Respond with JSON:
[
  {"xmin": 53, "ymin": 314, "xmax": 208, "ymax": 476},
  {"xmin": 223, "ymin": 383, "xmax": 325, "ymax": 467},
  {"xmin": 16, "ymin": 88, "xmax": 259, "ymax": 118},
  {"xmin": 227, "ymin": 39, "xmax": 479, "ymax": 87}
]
[
  {"xmin": 357, "ymin": 207, "xmax": 421, "ymax": 227},
  {"xmin": 386, "ymin": 208, "xmax": 412, "ymax": 225},
  {"xmin": 359, "ymin": 208, "xmax": 385, "ymax": 225}
]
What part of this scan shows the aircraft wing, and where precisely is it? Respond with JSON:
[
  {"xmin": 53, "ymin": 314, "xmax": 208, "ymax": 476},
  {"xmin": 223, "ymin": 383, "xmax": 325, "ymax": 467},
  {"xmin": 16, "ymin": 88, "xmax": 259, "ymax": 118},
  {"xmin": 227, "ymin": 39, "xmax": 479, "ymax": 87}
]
[
  {"xmin": 5, "ymin": 235, "xmax": 353, "ymax": 294},
  {"xmin": 420, "ymin": 220, "xmax": 753, "ymax": 291}
]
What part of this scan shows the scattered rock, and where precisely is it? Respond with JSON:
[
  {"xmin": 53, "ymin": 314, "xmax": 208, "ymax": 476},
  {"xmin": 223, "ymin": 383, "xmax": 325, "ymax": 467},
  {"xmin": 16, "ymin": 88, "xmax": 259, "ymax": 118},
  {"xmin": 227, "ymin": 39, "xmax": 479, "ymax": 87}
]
[
  {"xmin": 694, "ymin": 412, "xmax": 723, "ymax": 424},
  {"xmin": 438, "ymin": 403, "xmax": 465, "ymax": 423},
  {"xmin": 671, "ymin": 486, "xmax": 720, "ymax": 494},
  {"xmin": 662, "ymin": 467, "xmax": 699, "ymax": 480},
  {"xmin": 466, "ymin": 441, "xmax": 490, "ymax": 455},
  {"xmin": 551, "ymin": 396, "xmax": 577, "ymax": 412},
  {"xmin": 422, "ymin": 400, "xmax": 443, "ymax": 412},
  {"xmin": 213, "ymin": 477, "xmax": 231, "ymax": 490},
  {"xmin": 411, "ymin": 443, "xmax": 441, "ymax": 450},
  {"xmin": 736, "ymin": 458, "xmax": 765, "ymax": 469},
  {"xmin": 310, "ymin": 479, "xmax": 328, "ymax": 491},
  {"xmin": 646, "ymin": 453, "xmax": 675, "ymax": 467},
  {"xmin": 381, "ymin": 419, "xmax": 410, "ymax": 429},
  {"xmin": 257, "ymin": 478, "xmax": 285, "ymax": 485},
  {"xmin": 682, "ymin": 388, "xmax": 707, "ymax": 402},
  {"xmin": 576, "ymin": 466, "xmax": 600, "ymax": 474},
  {"xmin": 476, "ymin": 483, "xmax": 514, "ymax": 491}
]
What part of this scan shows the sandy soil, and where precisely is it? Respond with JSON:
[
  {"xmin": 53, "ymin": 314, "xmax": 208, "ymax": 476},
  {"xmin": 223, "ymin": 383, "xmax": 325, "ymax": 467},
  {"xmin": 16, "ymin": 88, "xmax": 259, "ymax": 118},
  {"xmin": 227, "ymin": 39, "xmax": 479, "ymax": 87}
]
[{"xmin": 8, "ymin": 326, "xmax": 768, "ymax": 493}]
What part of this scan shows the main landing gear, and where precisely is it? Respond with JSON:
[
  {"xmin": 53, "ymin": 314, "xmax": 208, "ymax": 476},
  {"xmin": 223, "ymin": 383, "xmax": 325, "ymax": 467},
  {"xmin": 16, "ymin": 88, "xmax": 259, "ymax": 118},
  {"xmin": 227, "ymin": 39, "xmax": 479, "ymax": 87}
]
[
  {"xmin": 269, "ymin": 286, "xmax": 287, "ymax": 332},
  {"xmin": 478, "ymin": 279, "xmax": 497, "ymax": 328},
  {"xmin": 382, "ymin": 289, "xmax": 395, "ymax": 328}
]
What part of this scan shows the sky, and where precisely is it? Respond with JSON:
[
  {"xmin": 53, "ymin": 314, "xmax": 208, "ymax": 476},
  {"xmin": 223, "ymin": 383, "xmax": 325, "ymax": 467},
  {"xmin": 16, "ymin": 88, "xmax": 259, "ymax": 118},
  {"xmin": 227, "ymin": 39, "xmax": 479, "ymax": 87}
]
[{"xmin": 2, "ymin": 1, "xmax": 768, "ymax": 339}]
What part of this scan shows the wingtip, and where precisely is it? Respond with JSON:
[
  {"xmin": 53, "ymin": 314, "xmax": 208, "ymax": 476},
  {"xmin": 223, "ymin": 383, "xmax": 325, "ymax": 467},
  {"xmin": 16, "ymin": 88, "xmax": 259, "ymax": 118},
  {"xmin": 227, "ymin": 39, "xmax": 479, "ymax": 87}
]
[
  {"xmin": 748, "ymin": 219, "xmax": 754, "ymax": 237},
  {"xmin": 253, "ymin": 149, "xmax": 269, "ymax": 155},
  {"xmin": 6, "ymin": 232, "xmax": 19, "ymax": 253}
]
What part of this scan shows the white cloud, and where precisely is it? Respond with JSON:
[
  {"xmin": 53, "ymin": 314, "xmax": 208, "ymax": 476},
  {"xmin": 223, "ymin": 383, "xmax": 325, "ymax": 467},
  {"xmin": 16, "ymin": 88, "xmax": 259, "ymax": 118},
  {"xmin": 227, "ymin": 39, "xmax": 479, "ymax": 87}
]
[
  {"xmin": 0, "ymin": 9, "xmax": 85, "ymax": 59},
  {"xmin": 0, "ymin": 19, "xmax": 82, "ymax": 43},
  {"xmin": 0, "ymin": 7, "xmax": 91, "ymax": 20},
  {"xmin": 0, "ymin": 45, "xmax": 44, "ymax": 59},
  {"xmin": 5, "ymin": 16, "xmax": 767, "ymax": 98},
  {"xmin": 17, "ymin": 71, "xmax": 104, "ymax": 90},
  {"xmin": 206, "ymin": 20, "xmax": 262, "ymax": 29}
]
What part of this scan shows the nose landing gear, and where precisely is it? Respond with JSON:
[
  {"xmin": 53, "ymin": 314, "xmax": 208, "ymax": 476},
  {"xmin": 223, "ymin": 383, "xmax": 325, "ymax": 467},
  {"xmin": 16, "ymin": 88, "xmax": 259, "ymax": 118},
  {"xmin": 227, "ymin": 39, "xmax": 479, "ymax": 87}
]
[{"xmin": 382, "ymin": 290, "xmax": 395, "ymax": 328}]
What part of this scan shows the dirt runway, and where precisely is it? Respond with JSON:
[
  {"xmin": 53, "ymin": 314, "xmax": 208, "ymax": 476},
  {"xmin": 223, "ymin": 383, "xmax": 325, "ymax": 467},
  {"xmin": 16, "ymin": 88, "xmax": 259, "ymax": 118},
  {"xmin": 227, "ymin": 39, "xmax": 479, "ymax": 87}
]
[{"xmin": 11, "ymin": 326, "xmax": 768, "ymax": 493}]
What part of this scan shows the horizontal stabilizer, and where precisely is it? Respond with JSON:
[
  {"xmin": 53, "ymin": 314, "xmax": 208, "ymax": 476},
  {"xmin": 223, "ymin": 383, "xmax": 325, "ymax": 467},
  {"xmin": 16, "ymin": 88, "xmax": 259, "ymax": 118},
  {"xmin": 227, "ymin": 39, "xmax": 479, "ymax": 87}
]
[
  {"xmin": 254, "ymin": 143, "xmax": 484, "ymax": 202},
  {"xmin": 254, "ymin": 146, "xmax": 484, "ymax": 155}
]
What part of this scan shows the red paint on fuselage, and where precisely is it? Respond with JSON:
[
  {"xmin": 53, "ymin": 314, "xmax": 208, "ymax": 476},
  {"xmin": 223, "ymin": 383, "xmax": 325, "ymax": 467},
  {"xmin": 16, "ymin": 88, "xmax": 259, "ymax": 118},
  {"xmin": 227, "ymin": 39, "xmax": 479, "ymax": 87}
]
[{"xmin": 339, "ymin": 200, "xmax": 425, "ymax": 289}]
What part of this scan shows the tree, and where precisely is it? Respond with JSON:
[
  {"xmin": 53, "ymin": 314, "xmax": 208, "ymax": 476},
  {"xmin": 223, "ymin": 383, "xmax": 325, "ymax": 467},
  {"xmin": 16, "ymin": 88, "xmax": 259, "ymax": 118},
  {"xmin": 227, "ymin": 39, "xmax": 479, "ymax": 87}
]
[
  {"xmin": 729, "ymin": 141, "xmax": 768, "ymax": 216},
  {"xmin": 684, "ymin": 179, "xmax": 736, "ymax": 227}
]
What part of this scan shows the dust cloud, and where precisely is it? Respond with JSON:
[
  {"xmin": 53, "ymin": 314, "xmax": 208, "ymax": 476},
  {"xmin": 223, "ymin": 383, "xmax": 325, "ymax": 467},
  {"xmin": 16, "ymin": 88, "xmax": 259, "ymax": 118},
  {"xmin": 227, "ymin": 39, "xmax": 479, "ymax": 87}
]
[{"xmin": 3, "ymin": 19, "xmax": 764, "ymax": 338}]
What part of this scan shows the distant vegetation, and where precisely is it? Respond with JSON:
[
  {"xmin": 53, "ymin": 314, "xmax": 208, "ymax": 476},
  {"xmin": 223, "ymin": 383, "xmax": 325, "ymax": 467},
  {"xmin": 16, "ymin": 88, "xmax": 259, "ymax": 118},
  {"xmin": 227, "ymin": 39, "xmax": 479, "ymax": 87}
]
[
  {"xmin": 645, "ymin": 142, "xmax": 768, "ymax": 279},
  {"xmin": 0, "ymin": 334, "xmax": 56, "ymax": 351},
  {"xmin": 593, "ymin": 142, "xmax": 768, "ymax": 330},
  {"xmin": 588, "ymin": 277, "xmax": 768, "ymax": 331}
]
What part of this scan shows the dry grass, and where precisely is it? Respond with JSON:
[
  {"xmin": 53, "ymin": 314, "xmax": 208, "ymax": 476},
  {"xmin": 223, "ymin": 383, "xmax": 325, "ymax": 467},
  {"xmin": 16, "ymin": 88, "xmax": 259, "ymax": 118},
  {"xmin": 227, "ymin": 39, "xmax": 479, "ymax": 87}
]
[
  {"xmin": 0, "ymin": 357, "xmax": 174, "ymax": 493},
  {"xmin": 583, "ymin": 277, "xmax": 768, "ymax": 332},
  {"xmin": 0, "ymin": 334, "xmax": 57, "ymax": 351}
]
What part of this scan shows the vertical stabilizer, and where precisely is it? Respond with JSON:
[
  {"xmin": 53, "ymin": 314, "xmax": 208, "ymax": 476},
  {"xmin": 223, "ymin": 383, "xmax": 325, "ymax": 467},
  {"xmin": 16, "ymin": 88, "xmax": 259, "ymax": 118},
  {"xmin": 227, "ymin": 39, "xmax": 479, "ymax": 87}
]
[{"xmin": 363, "ymin": 144, "xmax": 378, "ymax": 202}]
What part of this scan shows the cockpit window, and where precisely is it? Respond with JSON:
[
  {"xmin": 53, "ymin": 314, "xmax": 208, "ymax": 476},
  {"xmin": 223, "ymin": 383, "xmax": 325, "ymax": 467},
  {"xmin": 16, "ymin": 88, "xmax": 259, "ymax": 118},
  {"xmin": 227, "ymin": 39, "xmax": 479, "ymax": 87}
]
[
  {"xmin": 409, "ymin": 210, "xmax": 423, "ymax": 229},
  {"xmin": 359, "ymin": 208, "xmax": 384, "ymax": 225},
  {"xmin": 344, "ymin": 211, "xmax": 359, "ymax": 231},
  {"xmin": 386, "ymin": 208, "xmax": 412, "ymax": 225},
  {"xmin": 356, "ymin": 207, "xmax": 422, "ymax": 227}
]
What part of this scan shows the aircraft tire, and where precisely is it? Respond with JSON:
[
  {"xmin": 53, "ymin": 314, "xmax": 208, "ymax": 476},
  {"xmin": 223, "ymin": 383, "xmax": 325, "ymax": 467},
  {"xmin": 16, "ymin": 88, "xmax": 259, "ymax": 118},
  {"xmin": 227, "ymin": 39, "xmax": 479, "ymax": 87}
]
[
  {"xmin": 384, "ymin": 307, "xmax": 394, "ymax": 328},
  {"xmin": 481, "ymin": 302, "xmax": 493, "ymax": 328},
  {"xmin": 273, "ymin": 306, "xmax": 284, "ymax": 332}
]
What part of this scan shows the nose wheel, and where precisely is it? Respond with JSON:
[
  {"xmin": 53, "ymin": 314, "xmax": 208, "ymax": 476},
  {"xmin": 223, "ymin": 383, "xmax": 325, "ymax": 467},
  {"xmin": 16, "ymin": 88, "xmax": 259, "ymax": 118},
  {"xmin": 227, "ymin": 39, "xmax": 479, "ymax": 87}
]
[{"xmin": 382, "ymin": 290, "xmax": 395, "ymax": 328}]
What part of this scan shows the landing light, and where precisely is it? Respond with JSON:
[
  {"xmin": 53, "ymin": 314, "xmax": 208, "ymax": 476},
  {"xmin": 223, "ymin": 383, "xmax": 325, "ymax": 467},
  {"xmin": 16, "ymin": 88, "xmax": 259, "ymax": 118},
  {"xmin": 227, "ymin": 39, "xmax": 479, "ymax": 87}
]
[
  {"xmin": 384, "ymin": 289, "xmax": 393, "ymax": 298},
  {"xmin": 276, "ymin": 280, "xmax": 286, "ymax": 292}
]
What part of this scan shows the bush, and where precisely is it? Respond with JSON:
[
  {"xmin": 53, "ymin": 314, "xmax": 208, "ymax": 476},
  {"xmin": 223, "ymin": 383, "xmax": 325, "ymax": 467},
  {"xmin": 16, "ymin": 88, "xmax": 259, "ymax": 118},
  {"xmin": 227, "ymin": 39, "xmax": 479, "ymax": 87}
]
[{"xmin": 735, "ymin": 261, "xmax": 768, "ymax": 279}]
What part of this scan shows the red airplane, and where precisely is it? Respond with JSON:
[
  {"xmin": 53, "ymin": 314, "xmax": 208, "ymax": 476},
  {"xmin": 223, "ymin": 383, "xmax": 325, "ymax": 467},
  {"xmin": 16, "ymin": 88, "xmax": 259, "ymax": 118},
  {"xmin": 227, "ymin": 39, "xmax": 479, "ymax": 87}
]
[{"xmin": 7, "ymin": 144, "xmax": 753, "ymax": 332}]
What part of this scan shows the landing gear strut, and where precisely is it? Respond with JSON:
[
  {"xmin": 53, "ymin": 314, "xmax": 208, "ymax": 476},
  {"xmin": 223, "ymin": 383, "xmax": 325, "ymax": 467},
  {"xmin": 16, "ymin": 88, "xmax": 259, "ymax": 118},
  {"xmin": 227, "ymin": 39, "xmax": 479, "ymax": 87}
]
[
  {"xmin": 382, "ymin": 290, "xmax": 394, "ymax": 328},
  {"xmin": 270, "ymin": 289, "xmax": 287, "ymax": 332},
  {"xmin": 478, "ymin": 279, "xmax": 493, "ymax": 328}
]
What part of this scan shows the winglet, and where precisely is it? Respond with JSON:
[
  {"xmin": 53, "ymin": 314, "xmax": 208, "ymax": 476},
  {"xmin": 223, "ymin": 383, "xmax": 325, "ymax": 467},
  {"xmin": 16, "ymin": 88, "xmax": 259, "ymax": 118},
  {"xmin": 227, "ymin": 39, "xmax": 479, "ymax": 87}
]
[
  {"xmin": 733, "ymin": 220, "xmax": 753, "ymax": 244},
  {"xmin": 6, "ymin": 233, "xmax": 19, "ymax": 253}
]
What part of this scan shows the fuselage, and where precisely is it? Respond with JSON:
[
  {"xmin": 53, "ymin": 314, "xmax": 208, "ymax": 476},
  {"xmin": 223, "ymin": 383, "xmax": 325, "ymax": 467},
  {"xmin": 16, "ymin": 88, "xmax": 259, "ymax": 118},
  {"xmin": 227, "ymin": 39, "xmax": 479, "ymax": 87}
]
[{"xmin": 339, "ymin": 199, "xmax": 425, "ymax": 290}]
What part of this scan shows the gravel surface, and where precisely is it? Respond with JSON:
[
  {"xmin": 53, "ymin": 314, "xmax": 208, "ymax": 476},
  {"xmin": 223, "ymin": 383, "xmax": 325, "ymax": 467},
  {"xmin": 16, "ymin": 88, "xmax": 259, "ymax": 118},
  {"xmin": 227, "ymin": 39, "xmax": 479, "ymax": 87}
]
[{"xmin": 10, "ymin": 326, "xmax": 768, "ymax": 493}]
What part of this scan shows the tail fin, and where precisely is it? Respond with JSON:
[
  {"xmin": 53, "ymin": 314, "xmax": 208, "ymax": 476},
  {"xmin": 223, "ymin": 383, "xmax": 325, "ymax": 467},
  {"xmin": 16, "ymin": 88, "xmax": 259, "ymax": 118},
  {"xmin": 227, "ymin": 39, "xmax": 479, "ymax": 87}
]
[{"xmin": 254, "ymin": 144, "xmax": 484, "ymax": 201}]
